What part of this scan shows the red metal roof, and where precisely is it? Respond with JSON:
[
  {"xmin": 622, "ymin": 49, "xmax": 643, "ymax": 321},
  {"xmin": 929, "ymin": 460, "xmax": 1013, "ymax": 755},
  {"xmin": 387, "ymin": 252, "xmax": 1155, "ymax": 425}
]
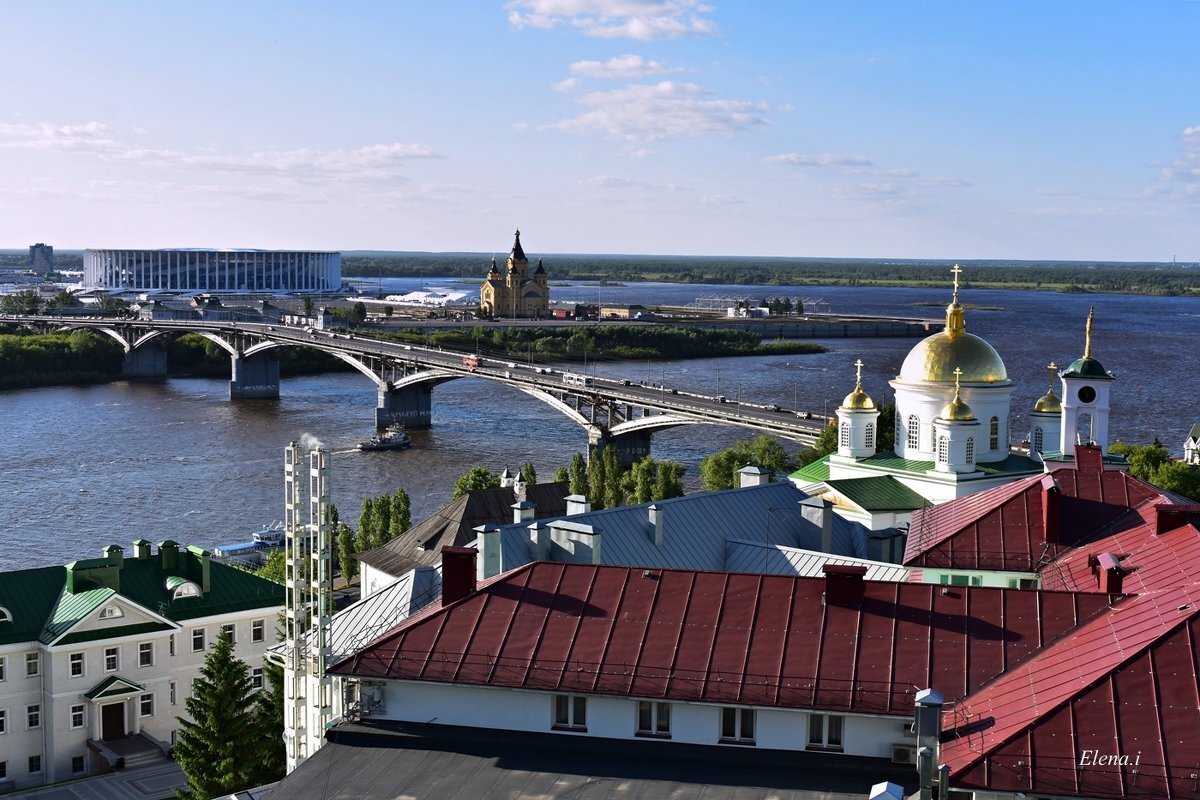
[
  {"xmin": 330, "ymin": 562, "xmax": 1114, "ymax": 716},
  {"xmin": 904, "ymin": 461, "xmax": 1162, "ymax": 572},
  {"xmin": 942, "ymin": 583, "xmax": 1200, "ymax": 800}
]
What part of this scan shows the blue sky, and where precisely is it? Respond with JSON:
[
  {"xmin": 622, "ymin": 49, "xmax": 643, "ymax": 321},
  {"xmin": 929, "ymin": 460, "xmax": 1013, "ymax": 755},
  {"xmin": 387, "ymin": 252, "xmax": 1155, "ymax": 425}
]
[{"xmin": 2, "ymin": 1, "xmax": 1198, "ymax": 260}]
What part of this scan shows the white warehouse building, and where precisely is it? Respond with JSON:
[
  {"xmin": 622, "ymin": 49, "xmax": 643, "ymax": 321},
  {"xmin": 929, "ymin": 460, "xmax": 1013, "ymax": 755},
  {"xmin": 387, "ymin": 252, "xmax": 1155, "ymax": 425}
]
[{"xmin": 83, "ymin": 249, "xmax": 341, "ymax": 293}]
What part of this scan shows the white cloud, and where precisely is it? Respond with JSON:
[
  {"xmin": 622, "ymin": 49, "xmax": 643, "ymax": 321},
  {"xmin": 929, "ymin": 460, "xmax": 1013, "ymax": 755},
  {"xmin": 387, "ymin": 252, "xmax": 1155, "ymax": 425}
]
[
  {"xmin": 579, "ymin": 175, "xmax": 683, "ymax": 191},
  {"xmin": 569, "ymin": 54, "xmax": 679, "ymax": 79},
  {"xmin": 553, "ymin": 77, "xmax": 580, "ymax": 92},
  {"xmin": 506, "ymin": 0, "xmax": 718, "ymax": 40},
  {"xmin": 0, "ymin": 121, "xmax": 441, "ymax": 182},
  {"xmin": 764, "ymin": 152, "xmax": 872, "ymax": 167},
  {"xmin": 622, "ymin": 146, "xmax": 656, "ymax": 157},
  {"xmin": 547, "ymin": 81, "xmax": 772, "ymax": 142},
  {"xmin": 918, "ymin": 176, "xmax": 970, "ymax": 188}
]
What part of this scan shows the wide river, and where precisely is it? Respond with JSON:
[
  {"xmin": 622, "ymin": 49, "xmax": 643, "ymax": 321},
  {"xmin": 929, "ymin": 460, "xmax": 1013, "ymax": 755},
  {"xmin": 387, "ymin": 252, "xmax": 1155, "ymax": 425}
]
[{"xmin": 1, "ymin": 280, "xmax": 1195, "ymax": 570}]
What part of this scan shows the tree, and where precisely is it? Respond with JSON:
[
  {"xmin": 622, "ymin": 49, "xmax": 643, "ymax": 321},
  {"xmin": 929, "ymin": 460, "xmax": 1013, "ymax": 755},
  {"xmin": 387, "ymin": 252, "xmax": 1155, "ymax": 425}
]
[
  {"xmin": 652, "ymin": 461, "xmax": 685, "ymax": 501},
  {"xmin": 452, "ymin": 466, "xmax": 500, "ymax": 499},
  {"xmin": 337, "ymin": 523, "xmax": 358, "ymax": 581},
  {"xmin": 628, "ymin": 457, "xmax": 656, "ymax": 504},
  {"xmin": 1111, "ymin": 440, "xmax": 1200, "ymax": 501},
  {"xmin": 357, "ymin": 498, "xmax": 378, "ymax": 553},
  {"xmin": 554, "ymin": 466, "xmax": 569, "ymax": 483},
  {"xmin": 302, "ymin": 296, "xmax": 314, "ymax": 318},
  {"xmin": 351, "ymin": 301, "xmax": 367, "ymax": 324},
  {"xmin": 567, "ymin": 451, "xmax": 588, "ymax": 496},
  {"xmin": 383, "ymin": 305, "xmax": 394, "ymax": 317},
  {"xmin": 389, "ymin": 488, "xmax": 411, "ymax": 540},
  {"xmin": 698, "ymin": 434, "xmax": 794, "ymax": 490},
  {"xmin": 45, "ymin": 288, "xmax": 80, "ymax": 310},
  {"xmin": 256, "ymin": 550, "xmax": 286, "ymax": 584},
  {"xmin": 174, "ymin": 628, "xmax": 260, "ymax": 799},
  {"xmin": 588, "ymin": 448, "xmax": 607, "ymax": 510},
  {"xmin": 0, "ymin": 290, "xmax": 39, "ymax": 314},
  {"xmin": 519, "ymin": 461, "xmax": 538, "ymax": 485},
  {"xmin": 247, "ymin": 661, "xmax": 286, "ymax": 786},
  {"xmin": 602, "ymin": 446, "xmax": 623, "ymax": 509}
]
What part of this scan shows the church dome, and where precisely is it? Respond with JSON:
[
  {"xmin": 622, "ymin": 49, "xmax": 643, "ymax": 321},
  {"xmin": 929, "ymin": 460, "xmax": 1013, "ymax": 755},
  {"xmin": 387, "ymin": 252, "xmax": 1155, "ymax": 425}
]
[
  {"xmin": 1033, "ymin": 390, "xmax": 1061, "ymax": 414},
  {"xmin": 841, "ymin": 387, "xmax": 876, "ymax": 410},
  {"xmin": 939, "ymin": 395, "xmax": 975, "ymax": 421},
  {"xmin": 899, "ymin": 327, "xmax": 1007, "ymax": 384}
]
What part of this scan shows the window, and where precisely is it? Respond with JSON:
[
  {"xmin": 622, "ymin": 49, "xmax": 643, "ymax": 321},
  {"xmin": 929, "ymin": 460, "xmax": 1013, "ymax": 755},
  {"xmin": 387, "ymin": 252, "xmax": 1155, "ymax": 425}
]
[
  {"xmin": 139, "ymin": 642, "xmax": 154, "ymax": 668},
  {"xmin": 169, "ymin": 634, "xmax": 176, "ymax": 657},
  {"xmin": 839, "ymin": 425, "xmax": 850, "ymax": 449},
  {"xmin": 0, "ymin": 607, "xmax": 10, "ymax": 623},
  {"xmin": 937, "ymin": 435, "xmax": 949, "ymax": 464},
  {"xmin": 70, "ymin": 704, "xmax": 85, "ymax": 729},
  {"xmin": 989, "ymin": 416, "xmax": 1000, "ymax": 451},
  {"xmin": 98, "ymin": 605, "xmax": 123, "ymax": 620},
  {"xmin": 26, "ymin": 704, "xmax": 40, "ymax": 729},
  {"xmin": 0, "ymin": 655, "xmax": 6, "ymax": 681},
  {"xmin": 140, "ymin": 693, "xmax": 154, "ymax": 717},
  {"xmin": 170, "ymin": 681, "xmax": 177, "ymax": 705},
  {"xmin": 552, "ymin": 694, "xmax": 587, "ymax": 730},
  {"xmin": 192, "ymin": 628, "xmax": 206, "ymax": 652},
  {"xmin": 906, "ymin": 415, "xmax": 920, "ymax": 450},
  {"xmin": 104, "ymin": 647, "xmax": 119, "ymax": 672},
  {"xmin": 0, "ymin": 761, "xmax": 6, "ymax": 779},
  {"xmin": 636, "ymin": 701, "xmax": 671, "ymax": 737},
  {"xmin": 72, "ymin": 755, "xmax": 85, "ymax": 774},
  {"xmin": 28, "ymin": 755, "xmax": 40, "ymax": 774},
  {"xmin": 252, "ymin": 668, "xmax": 264, "ymax": 690},
  {"xmin": 251, "ymin": 619, "xmax": 265, "ymax": 644},
  {"xmin": 864, "ymin": 422, "xmax": 875, "ymax": 450},
  {"xmin": 720, "ymin": 707, "xmax": 756, "ymax": 743},
  {"xmin": 895, "ymin": 415, "xmax": 904, "ymax": 446},
  {"xmin": 941, "ymin": 574, "xmax": 982, "ymax": 587},
  {"xmin": 221, "ymin": 623, "xmax": 236, "ymax": 643},
  {"xmin": 69, "ymin": 652, "xmax": 85, "ymax": 678},
  {"xmin": 965, "ymin": 437, "xmax": 975, "ymax": 464},
  {"xmin": 1032, "ymin": 427, "xmax": 1044, "ymax": 454},
  {"xmin": 808, "ymin": 713, "xmax": 844, "ymax": 749},
  {"xmin": 25, "ymin": 652, "xmax": 39, "ymax": 677},
  {"xmin": 0, "ymin": 709, "xmax": 7, "ymax": 734}
]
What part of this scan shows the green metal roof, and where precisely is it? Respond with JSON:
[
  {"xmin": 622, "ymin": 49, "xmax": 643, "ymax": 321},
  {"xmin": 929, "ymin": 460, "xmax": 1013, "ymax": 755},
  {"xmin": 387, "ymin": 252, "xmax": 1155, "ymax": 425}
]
[
  {"xmin": 84, "ymin": 675, "xmax": 145, "ymax": 700},
  {"xmin": 853, "ymin": 451, "xmax": 1043, "ymax": 478},
  {"xmin": 0, "ymin": 566, "xmax": 70, "ymax": 646},
  {"xmin": 1061, "ymin": 356, "xmax": 1112, "ymax": 379},
  {"xmin": 826, "ymin": 477, "xmax": 929, "ymax": 512},
  {"xmin": 40, "ymin": 585, "xmax": 113, "ymax": 644},
  {"xmin": 789, "ymin": 455, "xmax": 831, "ymax": 483}
]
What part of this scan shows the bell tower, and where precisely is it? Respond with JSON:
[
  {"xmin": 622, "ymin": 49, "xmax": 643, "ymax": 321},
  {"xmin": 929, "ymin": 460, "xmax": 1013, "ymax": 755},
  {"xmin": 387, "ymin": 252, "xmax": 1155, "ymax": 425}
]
[{"xmin": 1058, "ymin": 308, "xmax": 1114, "ymax": 455}]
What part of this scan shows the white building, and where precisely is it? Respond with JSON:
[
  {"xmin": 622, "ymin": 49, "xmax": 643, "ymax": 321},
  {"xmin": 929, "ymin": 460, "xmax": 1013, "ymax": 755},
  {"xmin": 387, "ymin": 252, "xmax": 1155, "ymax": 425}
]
[
  {"xmin": 83, "ymin": 249, "xmax": 341, "ymax": 293},
  {"xmin": 0, "ymin": 540, "xmax": 284, "ymax": 792}
]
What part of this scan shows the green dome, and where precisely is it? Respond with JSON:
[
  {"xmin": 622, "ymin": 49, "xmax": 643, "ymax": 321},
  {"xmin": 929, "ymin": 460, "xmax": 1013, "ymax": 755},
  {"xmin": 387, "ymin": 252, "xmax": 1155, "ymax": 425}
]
[{"xmin": 1061, "ymin": 356, "xmax": 1112, "ymax": 380}]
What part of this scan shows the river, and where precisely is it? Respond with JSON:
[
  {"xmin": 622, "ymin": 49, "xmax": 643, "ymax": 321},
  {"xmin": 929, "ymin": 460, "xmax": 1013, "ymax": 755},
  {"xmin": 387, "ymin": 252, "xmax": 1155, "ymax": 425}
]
[{"xmin": 1, "ymin": 280, "xmax": 1195, "ymax": 570}]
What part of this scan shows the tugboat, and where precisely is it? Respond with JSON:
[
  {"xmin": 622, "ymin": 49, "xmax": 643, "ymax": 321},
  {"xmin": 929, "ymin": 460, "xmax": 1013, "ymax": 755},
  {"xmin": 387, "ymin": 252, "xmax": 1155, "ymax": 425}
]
[{"xmin": 356, "ymin": 424, "xmax": 412, "ymax": 451}]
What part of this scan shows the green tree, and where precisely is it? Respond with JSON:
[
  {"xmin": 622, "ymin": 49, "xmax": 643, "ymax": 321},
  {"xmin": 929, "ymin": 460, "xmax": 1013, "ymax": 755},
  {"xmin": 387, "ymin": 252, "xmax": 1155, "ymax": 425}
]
[
  {"xmin": 653, "ymin": 461, "xmax": 685, "ymax": 501},
  {"xmin": 567, "ymin": 451, "xmax": 588, "ymax": 495},
  {"xmin": 248, "ymin": 661, "xmax": 286, "ymax": 786},
  {"xmin": 603, "ymin": 446, "xmax": 623, "ymax": 509},
  {"xmin": 628, "ymin": 457, "xmax": 656, "ymax": 504},
  {"xmin": 383, "ymin": 305, "xmax": 394, "ymax": 317},
  {"xmin": 351, "ymin": 301, "xmax": 367, "ymax": 323},
  {"xmin": 0, "ymin": 290, "xmax": 39, "ymax": 314},
  {"xmin": 174, "ymin": 628, "xmax": 259, "ymax": 799},
  {"xmin": 302, "ymin": 296, "xmax": 314, "ymax": 317},
  {"xmin": 554, "ymin": 466, "xmax": 569, "ymax": 483},
  {"xmin": 452, "ymin": 466, "xmax": 500, "ymax": 499},
  {"xmin": 588, "ymin": 448, "xmax": 607, "ymax": 510},
  {"xmin": 256, "ymin": 550, "xmax": 286, "ymax": 584},
  {"xmin": 357, "ymin": 498, "xmax": 378, "ymax": 553},
  {"xmin": 373, "ymin": 496, "xmax": 391, "ymax": 545},
  {"xmin": 519, "ymin": 461, "xmax": 538, "ymax": 485},
  {"xmin": 45, "ymin": 288, "xmax": 80, "ymax": 310},
  {"xmin": 337, "ymin": 523, "xmax": 358, "ymax": 581},
  {"xmin": 1150, "ymin": 460, "xmax": 1200, "ymax": 501},
  {"xmin": 389, "ymin": 488, "xmax": 412, "ymax": 540},
  {"xmin": 698, "ymin": 435, "xmax": 794, "ymax": 490}
]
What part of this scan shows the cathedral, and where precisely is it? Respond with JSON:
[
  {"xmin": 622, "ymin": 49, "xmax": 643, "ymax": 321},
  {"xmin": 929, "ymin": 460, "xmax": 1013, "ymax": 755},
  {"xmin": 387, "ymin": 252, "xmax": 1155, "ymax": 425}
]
[
  {"xmin": 479, "ymin": 229, "xmax": 550, "ymax": 319},
  {"xmin": 792, "ymin": 266, "xmax": 1121, "ymax": 532}
]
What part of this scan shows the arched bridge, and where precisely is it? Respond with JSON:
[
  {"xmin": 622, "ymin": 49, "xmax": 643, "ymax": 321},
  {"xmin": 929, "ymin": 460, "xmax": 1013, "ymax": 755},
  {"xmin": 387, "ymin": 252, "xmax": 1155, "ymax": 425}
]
[{"xmin": 14, "ymin": 316, "xmax": 828, "ymax": 461}]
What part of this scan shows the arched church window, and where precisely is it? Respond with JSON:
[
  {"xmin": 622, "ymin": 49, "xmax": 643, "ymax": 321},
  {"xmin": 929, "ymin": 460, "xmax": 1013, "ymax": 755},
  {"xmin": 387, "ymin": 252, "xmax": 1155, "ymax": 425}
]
[
  {"xmin": 937, "ymin": 436, "xmax": 949, "ymax": 464},
  {"xmin": 865, "ymin": 423, "xmax": 875, "ymax": 450},
  {"xmin": 989, "ymin": 417, "xmax": 999, "ymax": 451},
  {"xmin": 839, "ymin": 425, "xmax": 851, "ymax": 449},
  {"xmin": 907, "ymin": 415, "xmax": 920, "ymax": 451},
  {"xmin": 1032, "ymin": 427, "xmax": 1044, "ymax": 453},
  {"xmin": 966, "ymin": 437, "xmax": 975, "ymax": 464}
]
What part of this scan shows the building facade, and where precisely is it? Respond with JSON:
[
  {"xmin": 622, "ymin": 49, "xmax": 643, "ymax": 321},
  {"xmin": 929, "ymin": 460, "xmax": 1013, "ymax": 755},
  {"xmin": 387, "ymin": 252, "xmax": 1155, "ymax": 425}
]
[
  {"xmin": 0, "ymin": 541, "xmax": 284, "ymax": 791},
  {"xmin": 479, "ymin": 230, "xmax": 549, "ymax": 318},
  {"xmin": 28, "ymin": 244, "xmax": 54, "ymax": 273},
  {"xmin": 83, "ymin": 249, "xmax": 341, "ymax": 293}
]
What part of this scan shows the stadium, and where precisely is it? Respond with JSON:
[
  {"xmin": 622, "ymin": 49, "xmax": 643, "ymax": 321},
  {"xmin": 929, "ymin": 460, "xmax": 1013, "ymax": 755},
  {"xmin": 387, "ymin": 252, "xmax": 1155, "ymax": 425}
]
[{"xmin": 83, "ymin": 248, "xmax": 341, "ymax": 293}]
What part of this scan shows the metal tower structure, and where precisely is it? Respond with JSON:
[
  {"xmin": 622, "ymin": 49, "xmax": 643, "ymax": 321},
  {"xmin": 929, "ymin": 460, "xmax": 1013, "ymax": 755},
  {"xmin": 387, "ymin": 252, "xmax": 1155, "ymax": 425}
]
[{"xmin": 282, "ymin": 443, "xmax": 333, "ymax": 773}]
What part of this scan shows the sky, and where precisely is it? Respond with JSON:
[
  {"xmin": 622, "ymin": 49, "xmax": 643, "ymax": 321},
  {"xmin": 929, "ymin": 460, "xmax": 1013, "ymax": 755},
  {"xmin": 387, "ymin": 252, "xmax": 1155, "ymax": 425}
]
[{"xmin": 2, "ymin": 1, "xmax": 1198, "ymax": 261}]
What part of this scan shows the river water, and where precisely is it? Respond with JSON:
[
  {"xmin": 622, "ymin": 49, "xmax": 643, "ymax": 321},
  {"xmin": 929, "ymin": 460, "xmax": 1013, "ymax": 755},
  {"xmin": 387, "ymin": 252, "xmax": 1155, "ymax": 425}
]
[{"xmin": 1, "ymin": 280, "xmax": 1195, "ymax": 570}]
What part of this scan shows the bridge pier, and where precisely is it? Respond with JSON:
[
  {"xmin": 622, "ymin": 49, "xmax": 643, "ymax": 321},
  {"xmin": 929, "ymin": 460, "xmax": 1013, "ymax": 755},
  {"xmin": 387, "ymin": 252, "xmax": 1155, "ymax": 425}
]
[
  {"xmin": 376, "ymin": 384, "xmax": 432, "ymax": 429},
  {"xmin": 590, "ymin": 428, "xmax": 652, "ymax": 468},
  {"xmin": 229, "ymin": 351, "xmax": 281, "ymax": 400},
  {"xmin": 121, "ymin": 341, "xmax": 168, "ymax": 380}
]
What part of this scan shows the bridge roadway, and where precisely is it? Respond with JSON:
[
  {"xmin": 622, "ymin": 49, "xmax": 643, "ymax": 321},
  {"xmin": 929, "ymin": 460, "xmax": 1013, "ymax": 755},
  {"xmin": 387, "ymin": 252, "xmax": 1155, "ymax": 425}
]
[{"xmin": 14, "ymin": 315, "xmax": 828, "ymax": 460}]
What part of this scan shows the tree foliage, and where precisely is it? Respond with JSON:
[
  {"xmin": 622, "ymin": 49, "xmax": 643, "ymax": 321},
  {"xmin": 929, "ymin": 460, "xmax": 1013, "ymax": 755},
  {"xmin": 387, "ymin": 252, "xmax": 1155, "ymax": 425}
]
[
  {"xmin": 1110, "ymin": 440, "xmax": 1200, "ymax": 501},
  {"xmin": 567, "ymin": 451, "xmax": 588, "ymax": 496},
  {"xmin": 249, "ymin": 660, "xmax": 286, "ymax": 786},
  {"xmin": 174, "ymin": 629, "xmax": 260, "ymax": 799},
  {"xmin": 452, "ymin": 466, "xmax": 501, "ymax": 499},
  {"xmin": 519, "ymin": 461, "xmax": 538, "ymax": 485},
  {"xmin": 698, "ymin": 434, "xmax": 797, "ymax": 490}
]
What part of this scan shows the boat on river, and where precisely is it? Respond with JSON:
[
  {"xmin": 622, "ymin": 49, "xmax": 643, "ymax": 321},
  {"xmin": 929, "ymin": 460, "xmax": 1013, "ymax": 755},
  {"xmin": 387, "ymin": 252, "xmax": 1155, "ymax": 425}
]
[
  {"xmin": 214, "ymin": 520, "xmax": 286, "ymax": 566},
  {"xmin": 356, "ymin": 424, "xmax": 412, "ymax": 451}
]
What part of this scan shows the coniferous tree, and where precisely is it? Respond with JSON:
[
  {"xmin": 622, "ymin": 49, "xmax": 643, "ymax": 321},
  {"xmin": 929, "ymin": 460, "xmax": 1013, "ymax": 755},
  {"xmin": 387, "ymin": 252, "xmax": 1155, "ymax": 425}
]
[
  {"xmin": 519, "ymin": 461, "xmax": 538, "ymax": 485},
  {"xmin": 554, "ymin": 466, "xmax": 569, "ymax": 483},
  {"xmin": 247, "ymin": 661, "xmax": 286, "ymax": 786},
  {"xmin": 567, "ymin": 451, "xmax": 588, "ymax": 496},
  {"xmin": 337, "ymin": 523, "xmax": 358, "ymax": 581},
  {"xmin": 174, "ymin": 629, "xmax": 259, "ymax": 799}
]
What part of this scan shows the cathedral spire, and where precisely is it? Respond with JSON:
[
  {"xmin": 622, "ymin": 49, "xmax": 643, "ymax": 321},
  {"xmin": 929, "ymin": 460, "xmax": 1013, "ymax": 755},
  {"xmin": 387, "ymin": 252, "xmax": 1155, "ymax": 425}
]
[
  {"xmin": 510, "ymin": 228, "xmax": 526, "ymax": 262},
  {"xmin": 944, "ymin": 264, "xmax": 966, "ymax": 338}
]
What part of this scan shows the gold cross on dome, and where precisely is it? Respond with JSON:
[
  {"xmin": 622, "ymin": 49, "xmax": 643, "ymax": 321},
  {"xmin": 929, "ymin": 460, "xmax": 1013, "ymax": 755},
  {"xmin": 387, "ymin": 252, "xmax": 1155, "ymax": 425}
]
[
  {"xmin": 953, "ymin": 366, "xmax": 963, "ymax": 393},
  {"xmin": 1046, "ymin": 362, "xmax": 1057, "ymax": 392},
  {"xmin": 951, "ymin": 264, "xmax": 963, "ymax": 302},
  {"xmin": 854, "ymin": 358, "xmax": 864, "ymax": 386}
]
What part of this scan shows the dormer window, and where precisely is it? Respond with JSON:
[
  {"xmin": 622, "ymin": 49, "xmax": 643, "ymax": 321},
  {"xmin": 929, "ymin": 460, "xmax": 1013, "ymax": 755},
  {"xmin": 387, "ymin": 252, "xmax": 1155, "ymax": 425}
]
[
  {"xmin": 98, "ymin": 605, "xmax": 123, "ymax": 620},
  {"xmin": 165, "ymin": 576, "xmax": 202, "ymax": 600},
  {"xmin": 0, "ymin": 606, "xmax": 11, "ymax": 624}
]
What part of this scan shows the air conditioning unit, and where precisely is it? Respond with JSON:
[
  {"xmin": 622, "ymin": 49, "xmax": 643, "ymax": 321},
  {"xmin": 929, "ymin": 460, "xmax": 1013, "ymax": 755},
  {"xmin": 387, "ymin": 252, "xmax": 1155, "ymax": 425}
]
[{"xmin": 891, "ymin": 743, "xmax": 918, "ymax": 765}]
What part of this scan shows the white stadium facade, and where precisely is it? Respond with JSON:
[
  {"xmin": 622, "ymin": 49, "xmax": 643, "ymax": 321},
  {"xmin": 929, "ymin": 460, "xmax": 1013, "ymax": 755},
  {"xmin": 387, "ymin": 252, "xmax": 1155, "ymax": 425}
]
[{"xmin": 83, "ymin": 248, "xmax": 342, "ymax": 293}]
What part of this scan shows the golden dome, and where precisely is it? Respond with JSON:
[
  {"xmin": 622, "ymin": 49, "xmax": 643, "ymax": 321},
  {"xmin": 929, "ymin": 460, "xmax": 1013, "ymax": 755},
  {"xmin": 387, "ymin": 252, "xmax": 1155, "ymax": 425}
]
[
  {"xmin": 898, "ymin": 266, "xmax": 1008, "ymax": 385},
  {"xmin": 940, "ymin": 395, "xmax": 976, "ymax": 421},
  {"xmin": 1033, "ymin": 391, "xmax": 1061, "ymax": 413},
  {"xmin": 842, "ymin": 388, "xmax": 876, "ymax": 410}
]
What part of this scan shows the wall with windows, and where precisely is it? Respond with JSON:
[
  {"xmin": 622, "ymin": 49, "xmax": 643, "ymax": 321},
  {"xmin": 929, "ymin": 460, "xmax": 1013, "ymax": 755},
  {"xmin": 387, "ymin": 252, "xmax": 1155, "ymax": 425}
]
[{"xmin": 371, "ymin": 680, "xmax": 905, "ymax": 758}]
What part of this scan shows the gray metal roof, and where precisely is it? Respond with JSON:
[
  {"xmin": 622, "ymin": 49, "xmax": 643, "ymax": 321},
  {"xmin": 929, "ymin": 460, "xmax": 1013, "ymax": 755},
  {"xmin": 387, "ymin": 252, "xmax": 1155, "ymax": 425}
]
[
  {"xmin": 266, "ymin": 720, "xmax": 918, "ymax": 800},
  {"xmin": 724, "ymin": 538, "xmax": 913, "ymax": 582},
  {"xmin": 490, "ymin": 482, "xmax": 870, "ymax": 573}
]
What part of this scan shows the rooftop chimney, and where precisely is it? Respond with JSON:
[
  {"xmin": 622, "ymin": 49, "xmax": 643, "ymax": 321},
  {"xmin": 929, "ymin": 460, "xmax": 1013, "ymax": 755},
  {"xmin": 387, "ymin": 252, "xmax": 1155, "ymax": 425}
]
[
  {"xmin": 823, "ymin": 563, "xmax": 867, "ymax": 606},
  {"xmin": 1094, "ymin": 552, "xmax": 1125, "ymax": 594},
  {"xmin": 440, "ymin": 546, "xmax": 478, "ymax": 606},
  {"xmin": 737, "ymin": 465, "xmax": 771, "ymax": 488},
  {"xmin": 801, "ymin": 496, "xmax": 834, "ymax": 553},
  {"xmin": 186, "ymin": 545, "xmax": 211, "ymax": 593},
  {"xmin": 1075, "ymin": 443, "xmax": 1104, "ymax": 474},
  {"xmin": 1041, "ymin": 474, "xmax": 1061, "ymax": 544},
  {"xmin": 512, "ymin": 500, "xmax": 536, "ymax": 525},
  {"xmin": 565, "ymin": 494, "xmax": 591, "ymax": 515},
  {"xmin": 648, "ymin": 504, "xmax": 664, "ymax": 546},
  {"xmin": 158, "ymin": 540, "xmax": 180, "ymax": 572},
  {"xmin": 103, "ymin": 544, "xmax": 124, "ymax": 568},
  {"xmin": 476, "ymin": 525, "xmax": 502, "ymax": 581},
  {"xmin": 529, "ymin": 522, "xmax": 550, "ymax": 560},
  {"xmin": 131, "ymin": 539, "xmax": 151, "ymax": 560}
]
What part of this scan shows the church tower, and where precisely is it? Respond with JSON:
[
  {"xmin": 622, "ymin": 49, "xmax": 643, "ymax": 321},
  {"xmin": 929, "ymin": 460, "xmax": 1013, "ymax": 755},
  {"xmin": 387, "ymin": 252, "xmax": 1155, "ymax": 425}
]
[
  {"xmin": 479, "ymin": 229, "xmax": 550, "ymax": 318},
  {"xmin": 1058, "ymin": 307, "xmax": 1114, "ymax": 455},
  {"xmin": 1028, "ymin": 362, "xmax": 1062, "ymax": 461},
  {"xmin": 835, "ymin": 359, "xmax": 880, "ymax": 459},
  {"xmin": 932, "ymin": 368, "xmax": 982, "ymax": 474}
]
